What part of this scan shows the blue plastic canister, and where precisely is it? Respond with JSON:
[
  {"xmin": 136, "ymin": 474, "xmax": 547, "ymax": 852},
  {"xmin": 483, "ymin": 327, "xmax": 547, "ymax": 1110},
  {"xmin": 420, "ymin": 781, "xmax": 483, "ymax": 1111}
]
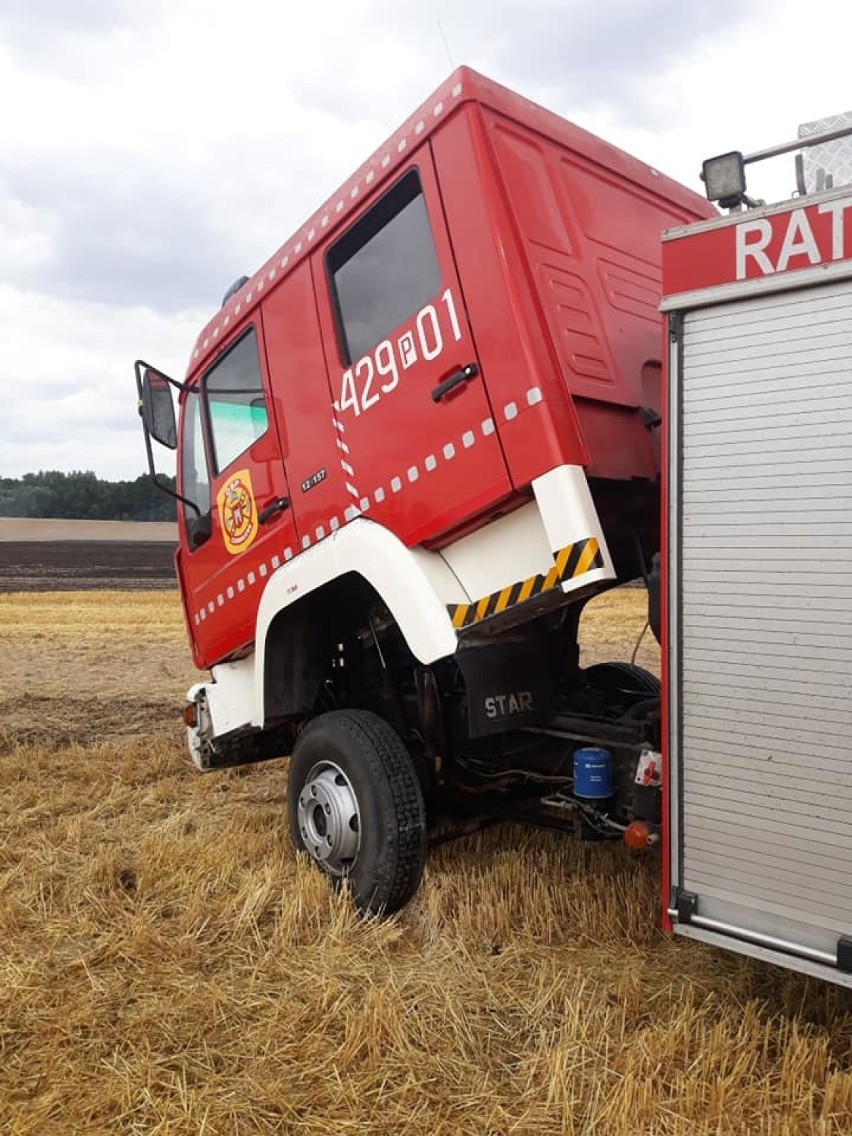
[{"xmin": 573, "ymin": 747, "xmax": 613, "ymax": 799}]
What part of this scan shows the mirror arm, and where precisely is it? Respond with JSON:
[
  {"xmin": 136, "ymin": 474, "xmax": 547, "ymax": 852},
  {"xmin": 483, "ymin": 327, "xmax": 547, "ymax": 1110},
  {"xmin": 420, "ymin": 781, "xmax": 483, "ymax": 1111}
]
[
  {"xmin": 134, "ymin": 359, "xmax": 189, "ymax": 396},
  {"xmin": 153, "ymin": 473, "xmax": 202, "ymax": 518},
  {"xmin": 141, "ymin": 423, "xmax": 201, "ymax": 517}
]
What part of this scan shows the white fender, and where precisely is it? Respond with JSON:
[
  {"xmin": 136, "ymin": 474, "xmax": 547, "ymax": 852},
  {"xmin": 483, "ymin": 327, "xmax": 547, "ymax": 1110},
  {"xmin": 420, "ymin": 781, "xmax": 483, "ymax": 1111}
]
[
  {"xmin": 532, "ymin": 463, "xmax": 615, "ymax": 585},
  {"xmin": 253, "ymin": 518, "xmax": 468, "ymax": 726}
]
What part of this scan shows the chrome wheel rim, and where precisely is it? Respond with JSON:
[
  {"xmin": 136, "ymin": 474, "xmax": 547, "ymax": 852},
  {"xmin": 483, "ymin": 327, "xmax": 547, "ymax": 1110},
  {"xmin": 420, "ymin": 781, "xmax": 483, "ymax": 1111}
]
[{"xmin": 296, "ymin": 760, "xmax": 361, "ymax": 875}]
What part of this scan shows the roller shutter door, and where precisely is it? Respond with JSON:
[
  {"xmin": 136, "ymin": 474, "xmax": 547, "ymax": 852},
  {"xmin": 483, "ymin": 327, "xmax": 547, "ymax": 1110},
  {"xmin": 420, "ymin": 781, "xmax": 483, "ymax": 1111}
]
[{"xmin": 673, "ymin": 278, "xmax": 852, "ymax": 970}]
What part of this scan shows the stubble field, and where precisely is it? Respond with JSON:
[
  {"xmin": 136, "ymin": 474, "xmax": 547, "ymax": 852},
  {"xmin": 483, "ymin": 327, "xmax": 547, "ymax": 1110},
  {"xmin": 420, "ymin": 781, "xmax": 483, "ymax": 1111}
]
[{"xmin": 2, "ymin": 586, "xmax": 852, "ymax": 1134}]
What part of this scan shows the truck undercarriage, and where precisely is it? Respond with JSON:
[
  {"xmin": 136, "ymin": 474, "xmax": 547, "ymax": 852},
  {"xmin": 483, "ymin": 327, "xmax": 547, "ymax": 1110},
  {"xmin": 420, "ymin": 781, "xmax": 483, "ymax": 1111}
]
[{"xmin": 186, "ymin": 573, "xmax": 662, "ymax": 915}]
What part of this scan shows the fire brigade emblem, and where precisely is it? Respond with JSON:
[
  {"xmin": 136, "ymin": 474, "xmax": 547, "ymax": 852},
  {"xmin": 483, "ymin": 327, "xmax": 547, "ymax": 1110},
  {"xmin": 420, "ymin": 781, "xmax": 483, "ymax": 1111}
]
[{"xmin": 217, "ymin": 469, "xmax": 258, "ymax": 555}]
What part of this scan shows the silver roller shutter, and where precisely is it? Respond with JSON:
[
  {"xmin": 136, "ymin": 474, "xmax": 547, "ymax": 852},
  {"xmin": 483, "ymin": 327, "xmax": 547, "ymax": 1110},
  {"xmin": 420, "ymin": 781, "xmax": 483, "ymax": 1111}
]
[{"xmin": 671, "ymin": 277, "xmax": 852, "ymax": 978}]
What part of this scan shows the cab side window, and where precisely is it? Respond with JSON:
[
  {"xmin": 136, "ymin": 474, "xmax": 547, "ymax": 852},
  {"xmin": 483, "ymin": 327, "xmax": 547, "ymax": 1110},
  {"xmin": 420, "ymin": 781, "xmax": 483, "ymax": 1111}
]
[
  {"xmin": 181, "ymin": 388, "xmax": 212, "ymax": 548},
  {"xmin": 327, "ymin": 168, "xmax": 441, "ymax": 364},
  {"xmin": 205, "ymin": 327, "xmax": 269, "ymax": 474}
]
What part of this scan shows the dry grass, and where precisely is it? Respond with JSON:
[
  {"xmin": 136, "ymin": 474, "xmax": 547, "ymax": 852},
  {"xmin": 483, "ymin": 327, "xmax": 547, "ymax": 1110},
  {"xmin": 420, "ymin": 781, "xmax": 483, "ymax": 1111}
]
[
  {"xmin": 579, "ymin": 587, "xmax": 660, "ymax": 674},
  {"xmin": 2, "ymin": 589, "xmax": 852, "ymax": 1134}
]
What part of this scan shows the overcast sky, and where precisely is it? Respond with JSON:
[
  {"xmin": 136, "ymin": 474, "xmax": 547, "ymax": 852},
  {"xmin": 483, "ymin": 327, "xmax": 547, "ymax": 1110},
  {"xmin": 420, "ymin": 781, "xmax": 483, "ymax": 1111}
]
[{"xmin": 2, "ymin": 0, "xmax": 850, "ymax": 480}]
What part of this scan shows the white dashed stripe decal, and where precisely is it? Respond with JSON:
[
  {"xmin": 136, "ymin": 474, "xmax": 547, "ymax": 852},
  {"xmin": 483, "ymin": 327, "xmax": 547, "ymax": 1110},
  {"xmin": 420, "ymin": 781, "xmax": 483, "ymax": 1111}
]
[
  {"xmin": 331, "ymin": 409, "xmax": 362, "ymax": 507},
  {"xmin": 192, "ymin": 81, "xmax": 466, "ymax": 363}
]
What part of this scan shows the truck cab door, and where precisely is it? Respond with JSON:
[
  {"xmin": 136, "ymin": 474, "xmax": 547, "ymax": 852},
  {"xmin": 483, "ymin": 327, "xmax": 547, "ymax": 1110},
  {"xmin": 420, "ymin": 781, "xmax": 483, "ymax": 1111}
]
[
  {"xmin": 176, "ymin": 324, "xmax": 298, "ymax": 668},
  {"xmin": 313, "ymin": 151, "xmax": 512, "ymax": 547}
]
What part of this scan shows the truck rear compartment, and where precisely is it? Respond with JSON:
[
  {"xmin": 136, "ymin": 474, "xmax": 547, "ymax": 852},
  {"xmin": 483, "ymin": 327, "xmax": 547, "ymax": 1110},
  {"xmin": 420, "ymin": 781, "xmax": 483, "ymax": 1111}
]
[{"xmin": 666, "ymin": 275, "xmax": 852, "ymax": 985}]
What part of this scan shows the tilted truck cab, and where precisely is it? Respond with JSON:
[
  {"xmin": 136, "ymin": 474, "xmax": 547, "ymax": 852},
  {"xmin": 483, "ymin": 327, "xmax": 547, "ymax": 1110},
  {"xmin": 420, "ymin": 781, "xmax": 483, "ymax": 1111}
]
[{"xmin": 136, "ymin": 67, "xmax": 713, "ymax": 915}]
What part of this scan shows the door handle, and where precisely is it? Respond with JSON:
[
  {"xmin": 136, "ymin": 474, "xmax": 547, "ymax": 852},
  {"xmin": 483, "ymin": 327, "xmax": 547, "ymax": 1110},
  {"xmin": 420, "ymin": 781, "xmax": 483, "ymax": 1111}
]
[
  {"xmin": 431, "ymin": 363, "xmax": 479, "ymax": 403},
  {"xmin": 258, "ymin": 495, "xmax": 290, "ymax": 525}
]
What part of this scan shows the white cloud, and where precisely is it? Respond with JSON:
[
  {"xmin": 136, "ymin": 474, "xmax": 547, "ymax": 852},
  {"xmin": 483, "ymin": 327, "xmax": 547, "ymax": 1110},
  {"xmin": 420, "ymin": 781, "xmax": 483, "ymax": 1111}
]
[
  {"xmin": 1, "ymin": 0, "xmax": 850, "ymax": 478},
  {"xmin": 0, "ymin": 285, "xmax": 202, "ymax": 477},
  {"xmin": 0, "ymin": 191, "xmax": 58, "ymax": 275}
]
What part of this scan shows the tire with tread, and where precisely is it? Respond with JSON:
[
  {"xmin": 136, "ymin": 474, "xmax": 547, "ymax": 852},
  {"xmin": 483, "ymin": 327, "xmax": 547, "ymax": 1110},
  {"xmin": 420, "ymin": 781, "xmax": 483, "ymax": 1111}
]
[
  {"xmin": 583, "ymin": 661, "xmax": 661, "ymax": 696},
  {"xmin": 287, "ymin": 709, "xmax": 427, "ymax": 916}
]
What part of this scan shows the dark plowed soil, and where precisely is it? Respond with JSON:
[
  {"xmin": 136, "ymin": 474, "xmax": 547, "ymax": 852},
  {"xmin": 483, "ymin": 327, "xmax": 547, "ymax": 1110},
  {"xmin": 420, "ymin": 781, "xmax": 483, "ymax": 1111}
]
[{"xmin": 0, "ymin": 541, "xmax": 177, "ymax": 591}]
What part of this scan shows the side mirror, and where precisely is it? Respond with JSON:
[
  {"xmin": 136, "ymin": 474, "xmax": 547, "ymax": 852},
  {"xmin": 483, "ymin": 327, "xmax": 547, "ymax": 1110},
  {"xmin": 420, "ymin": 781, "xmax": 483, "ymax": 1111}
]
[{"xmin": 140, "ymin": 369, "xmax": 177, "ymax": 450}]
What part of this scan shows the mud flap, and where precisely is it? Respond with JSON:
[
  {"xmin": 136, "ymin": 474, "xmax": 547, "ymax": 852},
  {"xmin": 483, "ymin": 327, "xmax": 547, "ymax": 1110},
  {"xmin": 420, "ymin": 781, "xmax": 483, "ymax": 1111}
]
[{"xmin": 456, "ymin": 631, "xmax": 554, "ymax": 738}]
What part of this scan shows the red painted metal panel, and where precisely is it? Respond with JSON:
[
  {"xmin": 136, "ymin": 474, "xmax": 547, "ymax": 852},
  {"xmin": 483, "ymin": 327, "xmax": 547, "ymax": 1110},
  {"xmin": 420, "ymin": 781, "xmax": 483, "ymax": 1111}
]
[
  {"xmin": 430, "ymin": 104, "xmax": 588, "ymax": 496},
  {"xmin": 178, "ymin": 323, "xmax": 299, "ymax": 668},
  {"xmin": 311, "ymin": 144, "xmax": 514, "ymax": 548},
  {"xmin": 260, "ymin": 264, "xmax": 352, "ymax": 551},
  {"xmin": 660, "ymin": 313, "xmax": 673, "ymax": 934},
  {"xmin": 477, "ymin": 105, "xmax": 712, "ymax": 482},
  {"xmin": 663, "ymin": 195, "xmax": 852, "ymax": 297}
]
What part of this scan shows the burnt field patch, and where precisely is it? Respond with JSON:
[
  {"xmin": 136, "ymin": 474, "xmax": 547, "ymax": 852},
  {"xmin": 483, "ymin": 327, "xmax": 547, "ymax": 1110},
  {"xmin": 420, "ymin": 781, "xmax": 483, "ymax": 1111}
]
[{"xmin": 0, "ymin": 540, "xmax": 176, "ymax": 591}]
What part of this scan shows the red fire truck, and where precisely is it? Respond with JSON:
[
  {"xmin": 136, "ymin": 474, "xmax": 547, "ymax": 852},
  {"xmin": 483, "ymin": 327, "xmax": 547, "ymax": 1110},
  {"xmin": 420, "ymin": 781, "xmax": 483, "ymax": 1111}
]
[{"xmin": 136, "ymin": 68, "xmax": 852, "ymax": 985}]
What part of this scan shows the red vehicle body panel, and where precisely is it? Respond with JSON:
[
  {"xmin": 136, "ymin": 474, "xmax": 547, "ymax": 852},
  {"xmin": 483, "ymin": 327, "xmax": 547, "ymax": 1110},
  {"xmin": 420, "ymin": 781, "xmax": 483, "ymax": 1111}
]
[
  {"xmin": 181, "ymin": 331, "xmax": 298, "ymax": 669},
  {"xmin": 178, "ymin": 67, "xmax": 713, "ymax": 670},
  {"xmin": 663, "ymin": 195, "xmax": 852, "ymax": 295},
  {"xmin": 260, "ymin": 263, "xmax": 354, "ymax": 548},
  {"xmin": 659, "ymin": 303, "xmax": 674, "ymax": 935},
  {"xmin": 310, "ymin": 147, "xmax": 514, "ymax": 548}
]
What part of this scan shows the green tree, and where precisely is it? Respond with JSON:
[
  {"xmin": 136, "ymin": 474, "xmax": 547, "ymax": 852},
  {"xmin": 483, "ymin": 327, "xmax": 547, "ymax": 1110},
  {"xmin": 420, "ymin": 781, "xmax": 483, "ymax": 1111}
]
[{"xmin": 0, "ymin": 471, "xmax": 176, "ymax": 521}]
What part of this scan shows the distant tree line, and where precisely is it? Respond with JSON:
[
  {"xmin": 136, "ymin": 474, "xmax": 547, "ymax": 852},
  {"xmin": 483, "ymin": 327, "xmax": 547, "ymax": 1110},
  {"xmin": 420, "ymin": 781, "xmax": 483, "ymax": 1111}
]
[{"xmin": 0, "ymin": 471, "xmax": 177, "ymax": 522}]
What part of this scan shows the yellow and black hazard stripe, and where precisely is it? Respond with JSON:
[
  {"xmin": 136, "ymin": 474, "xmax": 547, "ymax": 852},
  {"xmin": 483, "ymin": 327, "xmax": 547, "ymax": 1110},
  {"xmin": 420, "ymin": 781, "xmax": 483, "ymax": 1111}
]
[{"xmin": 448, "ymin": 537, "xmax": 604, "ymax": 630}]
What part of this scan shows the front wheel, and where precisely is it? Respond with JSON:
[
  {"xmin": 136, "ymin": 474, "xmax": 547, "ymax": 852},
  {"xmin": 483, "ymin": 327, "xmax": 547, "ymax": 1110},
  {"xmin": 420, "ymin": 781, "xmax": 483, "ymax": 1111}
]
[{"xmin": 287, "ymin": 709, "xmax": 427, "ymax": 916}]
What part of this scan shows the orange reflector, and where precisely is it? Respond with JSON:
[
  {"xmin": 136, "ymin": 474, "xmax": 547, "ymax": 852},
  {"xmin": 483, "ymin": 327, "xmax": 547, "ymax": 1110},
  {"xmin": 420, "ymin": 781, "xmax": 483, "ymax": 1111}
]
[
  {"xmin": 624, "ymin": 821, "xmax": 658, "ymax": 851},
  {"xmin": 182, "ymin": 702, "xmax": 197, "ymax": 727}
]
